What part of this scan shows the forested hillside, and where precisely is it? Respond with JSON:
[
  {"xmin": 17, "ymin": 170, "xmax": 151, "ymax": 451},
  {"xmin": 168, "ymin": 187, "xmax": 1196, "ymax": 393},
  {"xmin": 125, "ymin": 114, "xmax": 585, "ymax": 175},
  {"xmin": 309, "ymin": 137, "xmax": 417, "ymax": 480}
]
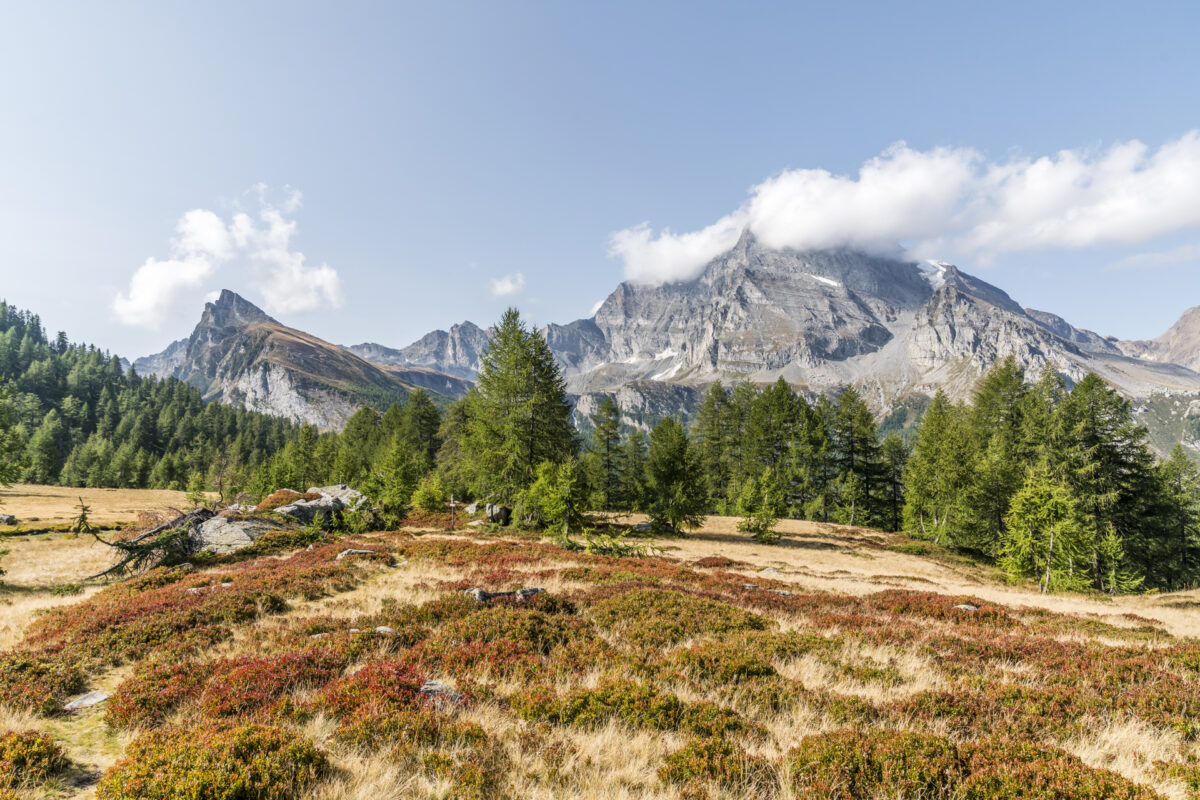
[
  {"xmin": 5, "ymin": 298, "xmax": 1200, "ymax": 595},
  {"xmin": 0, "ymin": 302, "xmax": 300, "ymax": 492}
]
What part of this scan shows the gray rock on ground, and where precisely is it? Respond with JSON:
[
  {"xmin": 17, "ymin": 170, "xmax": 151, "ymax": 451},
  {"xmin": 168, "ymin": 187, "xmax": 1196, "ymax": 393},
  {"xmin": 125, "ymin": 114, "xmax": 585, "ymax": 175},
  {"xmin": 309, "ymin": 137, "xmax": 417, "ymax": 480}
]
[
  {"xmin": 308, "ymin": 484, "xmax": 367, "ymax": 509},
  {"xmin": 191, "ymin": 517, "xmax": 285, "ymax": 555},
  {"xmin": 0, "ymin": 514, "xmax": 16, "ymax": 525},
  {"xmin": 275, "ymin": 494, "xmax": 346, "ymax": 524},
  {"xmin": 64, "ymin": 690, "xmax": 109, "ymax": 711},
  {"xmin": 464, "ymin": 502, "xmax": 481, "ymax": 515},
  {"xmin": 485, "ymin": 504, "xmax": 512, "ymax": 525},
  {"xmin": 419, "ymin": 680, "xmax": 465, "ymax": 706}
]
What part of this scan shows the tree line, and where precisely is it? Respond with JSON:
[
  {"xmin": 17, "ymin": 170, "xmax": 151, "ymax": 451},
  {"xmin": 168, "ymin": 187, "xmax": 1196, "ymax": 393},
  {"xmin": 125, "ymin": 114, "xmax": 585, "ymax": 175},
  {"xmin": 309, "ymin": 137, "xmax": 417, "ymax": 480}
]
[{"xmin": 4, "ymin": 300, "xmax": 1199, "ymax": 594}]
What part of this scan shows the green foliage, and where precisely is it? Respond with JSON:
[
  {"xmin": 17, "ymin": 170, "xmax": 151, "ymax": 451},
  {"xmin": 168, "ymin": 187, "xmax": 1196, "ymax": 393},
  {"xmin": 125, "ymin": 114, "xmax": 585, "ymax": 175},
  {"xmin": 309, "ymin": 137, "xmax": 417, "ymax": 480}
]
[
  {"xmin": 521, "ymin": 458, "xmax": 588, "ymax": 532},
  {"xmin": 736, "ymin": 467, "xmax": 783, "ymax": 543},
  {"xmin": 455, "ymin": 308, "xmax": 576, "ymax": 505},
  {"xmin": 96, "ymin": 724, "xmax": 328, "ymax": 800},
  {"xmin": 788, "ymin": 729, "xmax": 1158, "ymax": 800},
  {"xmin": 587, "ymin": 588, "xmax": 769, "ymax": 649},
  {"xmin": 645, "ymin": 417, "xmax": 706, "ymax": 534},
  {"xmin": 0, "ymin": 729, "xmax": 69, "ymax": 789},
  {"xmin": 659, "ymin": 737, "xmax": 776, "ymax": 794},
  {"xmin": 412, "ymin": 473, "xmax": 447, "ymax": 512}
]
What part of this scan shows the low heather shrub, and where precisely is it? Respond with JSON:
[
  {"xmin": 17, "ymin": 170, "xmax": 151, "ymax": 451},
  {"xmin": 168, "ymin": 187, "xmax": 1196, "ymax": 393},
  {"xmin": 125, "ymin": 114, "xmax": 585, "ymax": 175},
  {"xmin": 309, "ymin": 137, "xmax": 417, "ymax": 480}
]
[
  {"xmin": 0, "ymin": 729, "xmax": 69, "ymax": 788},
  {"xmin": 787, "ymin": 729, "xmax": 1159, "ymax": 800},
  {"xmin": 96, "ymin": 724, "xmax": 327, "ymax": 800},
  {"xmin": 659, "ymin": 737, "xmax": 776, "ymax": 794},
  {"xmin": 587, "ymin": 588, "xmax": 769, "ymax": 648}
]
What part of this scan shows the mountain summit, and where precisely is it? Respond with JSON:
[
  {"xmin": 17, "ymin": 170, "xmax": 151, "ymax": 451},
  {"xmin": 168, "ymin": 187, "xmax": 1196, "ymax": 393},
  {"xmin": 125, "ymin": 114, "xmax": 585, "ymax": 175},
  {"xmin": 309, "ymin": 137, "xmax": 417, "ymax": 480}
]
[{"xmin": 134, "ymin": 291, "xmax": 468, "ymax": 429}]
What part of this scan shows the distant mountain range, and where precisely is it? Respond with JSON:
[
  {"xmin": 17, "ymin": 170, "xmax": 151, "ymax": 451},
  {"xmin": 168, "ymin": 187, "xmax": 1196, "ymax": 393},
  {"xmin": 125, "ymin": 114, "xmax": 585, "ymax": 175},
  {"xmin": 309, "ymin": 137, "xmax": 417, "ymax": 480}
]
[{"xmin": 136, "ymin": 232, "xmax": 1200, "ymax": 442}]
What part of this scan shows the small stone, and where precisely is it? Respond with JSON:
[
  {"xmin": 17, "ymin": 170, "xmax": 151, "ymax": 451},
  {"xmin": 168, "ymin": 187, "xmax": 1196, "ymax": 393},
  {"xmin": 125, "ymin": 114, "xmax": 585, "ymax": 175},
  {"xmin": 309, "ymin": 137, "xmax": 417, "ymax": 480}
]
[
  {"xmin": 0, "ymin": 514, "xmax": 17, "ymax": 525},
  {"xmin": 64, "ymin": 690, "xmax": 109, "ymax": 711},
  {"xmin": 742, "ymin": 583, "xmax": 760, "ymax": 591},
  {"xmin": 514, "ymin": 588, "xmax": 545, "ymax": 602},
  {"xmin": 953, "ymin": 603, "xmax": 978, "ymax": 612},
  {"xmin": 758, "ymin": 567, "xmax": 780, "ymax": 575},
  {"xmin": 336, "ymin": 548, "xmax": 376, "ymax": 560},
  {"xmin": 349, "ymin": 628, "xmax": 362, "ymax": 634},
  {"xmin": 466, "ymin": 519, "xmax": 485, "ymax": 527},
  {"xmin": 309, "ymin": 633, "xmax": 331, "ymax": 640},
  {"xmin": 375, "ymin": 626, "xmax": 396, "ymax": 635},
  {"xmin": 419, "ymin": 680, "xmax": 465, "ymax": 705},
  {"xmin": 465, "ymin": 588, "xmax": 491, "ymax": 603},
  {"xmin": 770, "ymin": 589, "xmax": 794, "ymax": 597},
  {"xmin": 220, "ymin": 582, "xmax": 232, "ymax": 588},
  {"xmin": 632, "ymin": 522, "xmax": 653, "ymax": 533}
]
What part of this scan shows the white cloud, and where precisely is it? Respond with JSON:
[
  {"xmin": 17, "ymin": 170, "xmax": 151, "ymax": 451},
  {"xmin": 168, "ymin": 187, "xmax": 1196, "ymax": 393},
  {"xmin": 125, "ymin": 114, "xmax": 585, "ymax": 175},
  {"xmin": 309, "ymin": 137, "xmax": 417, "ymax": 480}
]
[
  {"xmin": 489, "ymin": 272, "xmax": 526, "ymax": 297},
  {"xmin": 611, "ymin": 132, "xmax": 1200, "ymax": 284},
  {"xmin": 112, "ymin": 187, "xmax": 343, "ymax": 327},
  {"xmin": 1108, "ymin": 242, "xmax": 1200, "ymax": 271}
]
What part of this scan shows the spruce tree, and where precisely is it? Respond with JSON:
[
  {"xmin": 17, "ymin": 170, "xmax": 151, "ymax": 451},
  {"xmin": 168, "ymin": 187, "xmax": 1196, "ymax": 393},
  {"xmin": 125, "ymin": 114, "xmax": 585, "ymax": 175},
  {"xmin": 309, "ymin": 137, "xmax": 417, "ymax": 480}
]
[
  {"xmin": 1157, "ymin": 444, "xmax": 1200, "ymax": 591},
  {"xmin": 902, "ymin": 391, "xmax": 973, "ymax": 544},
  {"xmin": 644, "ymin": 417, "xmax": 706, "ymax": 534},
  {"xmin": 460, "ymin": 308, "xmax": 576, "ymax": 505},
  {"xmin": 585, "ymin": 395, "xmax": 623, "ymax": 511}
]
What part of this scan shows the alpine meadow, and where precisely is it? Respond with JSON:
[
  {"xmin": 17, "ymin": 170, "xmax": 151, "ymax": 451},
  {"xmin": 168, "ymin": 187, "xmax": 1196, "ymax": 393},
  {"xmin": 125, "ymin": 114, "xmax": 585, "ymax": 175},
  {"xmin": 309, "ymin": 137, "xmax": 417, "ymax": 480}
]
[{"xmin": 7, "ymin": 3, "xmax": 1200, "ymax": 799}]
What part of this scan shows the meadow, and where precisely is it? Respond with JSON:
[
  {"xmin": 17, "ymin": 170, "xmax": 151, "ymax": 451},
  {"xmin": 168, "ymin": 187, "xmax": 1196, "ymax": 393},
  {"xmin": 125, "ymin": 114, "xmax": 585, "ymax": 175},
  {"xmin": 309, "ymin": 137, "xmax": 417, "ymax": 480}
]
[{"xmin": 3, "ymin": 491, "xmax": 1200, "ymax": 798}]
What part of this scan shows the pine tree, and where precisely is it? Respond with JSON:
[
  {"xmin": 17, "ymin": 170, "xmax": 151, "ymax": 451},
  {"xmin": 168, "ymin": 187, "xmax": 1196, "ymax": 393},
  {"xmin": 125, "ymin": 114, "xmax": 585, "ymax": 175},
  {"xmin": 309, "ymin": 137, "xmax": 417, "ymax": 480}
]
[
  {"xmin": 1154, "ymin": 444, "xmax": 1200, "ymax": 591},
  {"xmin": 693, "ymin": 381, "xmax": 734, "ymax": 511},
  {"xmin": 585, "ymin": 396, "xmax": 623, "ymax": 512},
  {"xmin": 879, "ymin": 433, "xmax": 909, "ymax": 533},
  {"xmin": 737, "ymin": 467, "xmax": 784, "ymax": 543},
  {"xmin": 644, "ymin": 417, "xmax": 706, "ymax": 534},
  {"xmin": 0, "ymin": 384, "xmax": 19, "ymax": 488},
  {"xmin": 1000, "ymin": 463, "xmax": 1096, "ymax": 593},
  {"xmin": 831, "ymin": 387, "xmax": 883, "ymax": 527},
  {"xmin": 460, "ymin": 309, "xmax": 576, "ymax": 504},
  {"xmin": 902, "ymin": 391, "xmax": 973, "ymax": 544}
]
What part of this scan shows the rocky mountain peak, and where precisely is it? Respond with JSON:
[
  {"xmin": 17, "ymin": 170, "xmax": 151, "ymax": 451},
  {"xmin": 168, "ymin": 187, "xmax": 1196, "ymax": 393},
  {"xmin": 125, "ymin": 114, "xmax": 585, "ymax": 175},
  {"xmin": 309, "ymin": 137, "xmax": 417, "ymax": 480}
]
[{"xmin": 200, "ymin": 290, "xmax": 276, "ymax": 331}]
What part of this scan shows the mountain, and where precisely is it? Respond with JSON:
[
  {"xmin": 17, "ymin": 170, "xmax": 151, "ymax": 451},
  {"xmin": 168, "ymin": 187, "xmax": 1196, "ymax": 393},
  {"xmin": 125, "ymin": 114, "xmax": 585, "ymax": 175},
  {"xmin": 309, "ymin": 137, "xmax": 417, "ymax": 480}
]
[
  {"xmin": 141, "ymin": 236, "xmax": 1200, "ymax": 437},
  {"xmin": 345, "ymin": 321, "xmax": 489, "ymax": 380},
  {"xmin": 1119, "ymin": 306, "xmax": 1200, "ymax": 372},
  {"xmin": 134, "ymin": 291, "xmax": 468, "ymax": 430},
  {"xmin": 361, "ymin": 230, "xmax": 1200, "ymax": 428}
]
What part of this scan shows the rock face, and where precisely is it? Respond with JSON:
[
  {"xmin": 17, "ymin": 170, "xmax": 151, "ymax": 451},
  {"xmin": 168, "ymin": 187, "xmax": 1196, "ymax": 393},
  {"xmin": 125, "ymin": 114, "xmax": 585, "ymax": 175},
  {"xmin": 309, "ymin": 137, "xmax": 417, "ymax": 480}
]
[
  {"xmin": 191, "ymin": 517, "xmax": 285, "ymax": 554},
  {"xmin": 346, "ymin": 321, "xmax": 490, "ymax": 380},
  {"xmin": 133, "ymin": 291, "xmax": 465, "ymax": 431},
  {"xmin": 367, "ymin": 231, "xmax": 1200, "ymax": 415},
  {"xmin": 1120, "ymin": 306, "xmax": 1200, "ymax": 372}
]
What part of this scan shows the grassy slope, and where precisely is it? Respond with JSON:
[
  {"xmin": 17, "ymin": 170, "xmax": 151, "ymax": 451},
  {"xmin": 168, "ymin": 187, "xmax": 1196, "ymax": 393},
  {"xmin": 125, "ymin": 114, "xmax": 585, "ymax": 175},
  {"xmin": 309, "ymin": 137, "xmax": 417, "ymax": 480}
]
[{"xmin": 2, "ymin": 504, "xmax": 1200, "ymax": 797}]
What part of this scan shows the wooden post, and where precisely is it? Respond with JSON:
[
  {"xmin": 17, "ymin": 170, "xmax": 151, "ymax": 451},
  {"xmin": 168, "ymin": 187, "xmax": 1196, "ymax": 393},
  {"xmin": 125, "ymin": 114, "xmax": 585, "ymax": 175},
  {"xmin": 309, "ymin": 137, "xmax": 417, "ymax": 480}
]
[{"xmin": 449, "ymin": 495, "xmax": 456, "ymax": 532}]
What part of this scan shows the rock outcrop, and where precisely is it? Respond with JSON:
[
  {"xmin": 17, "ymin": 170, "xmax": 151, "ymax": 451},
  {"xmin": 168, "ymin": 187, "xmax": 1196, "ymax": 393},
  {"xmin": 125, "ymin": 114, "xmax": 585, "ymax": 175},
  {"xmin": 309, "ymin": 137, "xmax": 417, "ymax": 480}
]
[{"xmin": 134, "ymin": 291, "xmax": 465, "ymax": 431}]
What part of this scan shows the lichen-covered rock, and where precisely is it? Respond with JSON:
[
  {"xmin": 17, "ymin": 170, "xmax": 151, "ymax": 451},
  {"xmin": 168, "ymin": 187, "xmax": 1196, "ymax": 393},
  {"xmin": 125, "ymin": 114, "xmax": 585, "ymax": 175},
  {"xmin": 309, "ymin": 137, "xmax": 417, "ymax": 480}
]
[{"xmin": 191, "ymin": 517, "xmax": 286, "ymax": 554}]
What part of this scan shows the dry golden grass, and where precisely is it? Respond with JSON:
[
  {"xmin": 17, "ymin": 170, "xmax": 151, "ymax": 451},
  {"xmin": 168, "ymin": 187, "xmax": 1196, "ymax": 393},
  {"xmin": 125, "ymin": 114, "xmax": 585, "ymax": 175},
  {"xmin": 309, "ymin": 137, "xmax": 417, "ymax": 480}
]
[
  {"xmin": 4, "ymin": 513, "xmax": 1200, "ymax": 799},
  {"xmin": 0, "ymin": 484, "xmax": 209, "ymax": 528}
]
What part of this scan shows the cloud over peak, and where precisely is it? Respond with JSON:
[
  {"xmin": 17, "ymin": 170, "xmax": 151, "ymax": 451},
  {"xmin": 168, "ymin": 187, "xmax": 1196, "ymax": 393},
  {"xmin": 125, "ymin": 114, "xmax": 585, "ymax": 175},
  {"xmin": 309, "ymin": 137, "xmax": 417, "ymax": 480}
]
[
  {"xmin": 611, "ymin": 132, "xmax": 1200, "ymax": 285},
  {"xmin": 112, "ymin": 187, "xmax": 343, "ymax": 329}
]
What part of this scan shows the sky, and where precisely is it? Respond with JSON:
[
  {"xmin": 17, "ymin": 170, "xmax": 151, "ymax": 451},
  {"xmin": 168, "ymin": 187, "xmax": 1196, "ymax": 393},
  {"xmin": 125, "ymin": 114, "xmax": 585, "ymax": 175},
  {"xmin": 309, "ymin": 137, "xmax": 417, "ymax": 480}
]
[{"xmin": 2, "ymin": 1, "xmax": 1200, "ymax": 358}]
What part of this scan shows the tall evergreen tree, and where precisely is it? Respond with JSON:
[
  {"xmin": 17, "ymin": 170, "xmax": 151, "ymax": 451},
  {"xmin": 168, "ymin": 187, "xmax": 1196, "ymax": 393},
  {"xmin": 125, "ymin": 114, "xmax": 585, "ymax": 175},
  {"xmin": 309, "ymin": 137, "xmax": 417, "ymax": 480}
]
[
  {"xmin": 584, "ymin": 395, "xmax": 623, "ymax": 511},
  {"xmin": 902, "ymin": 391, "xmax": 973, "ymax": 544},
  {"xmin": 459, "ymin": 308, "xmax": 576, "ymax": 505},
  {"xmin": 644, "ymin": 417, "xmax": 706, "ymax": 534}
]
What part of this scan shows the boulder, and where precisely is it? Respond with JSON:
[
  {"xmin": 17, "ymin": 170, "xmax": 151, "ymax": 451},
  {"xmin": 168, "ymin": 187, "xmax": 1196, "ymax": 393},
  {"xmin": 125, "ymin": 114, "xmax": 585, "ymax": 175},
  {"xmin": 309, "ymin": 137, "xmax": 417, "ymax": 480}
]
[
  {"xmin": 308, "ymin": 484, "xmax": 367, "ymax": 509},
  {"xmin": 632, "ymin": 522, "xmax": 653, "ymax": 533},
  {"xmin": 64, "ymin": 690, "xmax": 109, "ymax": 711},
  {"xmin": 464, "ymin": 502, "xmax": 481, "ymax": 515},
  {"xmin": 191, "ymin": 517, "xmax": 285, "ymax": 555},
  {"xmin": 485, "ymin": 504, "xmax": 512, "ymax": 526},
  {"xmin": 0, "ymin": 514, "xmax": 15, "ymax": 525},
  {"xmin": 276, "ymin": 494, "xmax": 345, "ymax": 524}
]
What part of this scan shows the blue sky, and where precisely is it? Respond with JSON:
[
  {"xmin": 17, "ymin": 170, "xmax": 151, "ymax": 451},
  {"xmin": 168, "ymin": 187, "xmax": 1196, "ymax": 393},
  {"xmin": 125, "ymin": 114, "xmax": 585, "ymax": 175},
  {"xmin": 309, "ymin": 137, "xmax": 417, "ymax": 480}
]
[{"xmin": 2, "ymin": 1, "xmax": 1200, "ymax": 357}]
